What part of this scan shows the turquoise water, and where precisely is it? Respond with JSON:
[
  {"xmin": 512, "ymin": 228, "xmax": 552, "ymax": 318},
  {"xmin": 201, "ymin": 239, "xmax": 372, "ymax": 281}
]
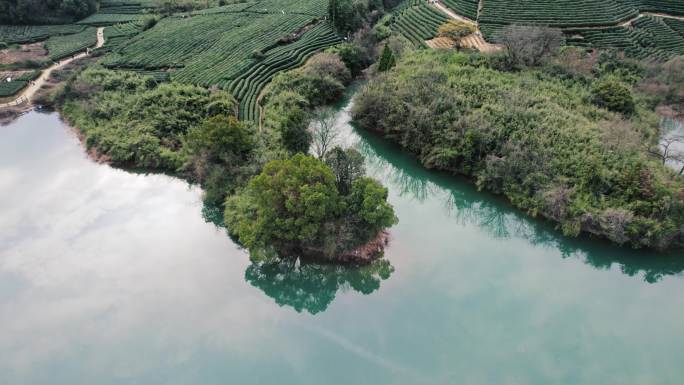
[
  {"xmin": 1, "ymin": 105, "xmax": 683, "ymax": 385},
  {"xmin": 661, "ymin": 116, "xmax": 684, "ymax": 172}
]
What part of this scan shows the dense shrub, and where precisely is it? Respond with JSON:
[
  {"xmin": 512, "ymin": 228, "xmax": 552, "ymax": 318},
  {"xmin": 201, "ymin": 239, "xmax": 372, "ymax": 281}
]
[
  {"xmin": 496, "ymin": 25, "xmax": 563, "ymax": 67},
  {"xmin": 62, "ymin": 67, "xmax": 237, "ymax": 170},
  {"xmin": 328, "ymin": 0, "xmax": 371, "ymax": 34},
  {"xmin": 183, "ymin": 115, "xmax": 255, "ymax": 204},
  {"xmin": 266, "ymin": 67, "xmax": 345, "ymax": 108},
  {"xmin": 262, "ymin": 52, "xmax": 350, "ymax": 155},
  {"xmin": 592, "ymin": 79, "xmax": 635, "ymax": 115}
]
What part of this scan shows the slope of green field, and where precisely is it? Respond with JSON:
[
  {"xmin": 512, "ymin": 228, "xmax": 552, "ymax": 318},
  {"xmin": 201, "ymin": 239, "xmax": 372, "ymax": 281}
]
[
  {"xmin": 103, "ymin": 21, "xmax": 144, "ymax": 48},
  {"xmin": 243, "ymin": 0, "xmax": 328, "ymax": 16},
  {"xmin": 74, "ymin": 0, "xmax": 155, "ymax": 26},
  {"xmin": 0, "ymin": 25, "xmax": 86, "ymax": 44},
  {"xmin": 566, "ymin": 16, "xmax": 684, "ymax": 61},
  {"xmin": 617, "ymin": 0, "xmax": 684, "ymax": 16},
  {"xmin": 390, "ymin": 3, "xmax": 450, "ymax": 47},
  {"xmin": 44, "ymin": 27, "xmax": 97, "ymax": 60},
  {"xmin": 665, "ymin": 18, "xmax": 684, "ymax": 37},
  {"xmin": 231, "ymin": 22, "xmax": 343, "ymax": 120},
  {"xmin": 101, "ymin": 0, "xmax": 340, "ymax": 120},
  {"xmin": 479, "ymin": 0, "xmax": 638, "ymax": 30},
  {"xmin": 441, "ymin": 0, "xmax": 478, "ymax": 20},
  {"xmin": 0, "ymin": 80, "xmax": 28, "ymax": 97},
  {"xmin": 432, "ymin": 0, "xmax": 684, "ymax": 61},
  {"xmin": 77, "ymin": 13, "xmax": 145, "ymax": 26}
]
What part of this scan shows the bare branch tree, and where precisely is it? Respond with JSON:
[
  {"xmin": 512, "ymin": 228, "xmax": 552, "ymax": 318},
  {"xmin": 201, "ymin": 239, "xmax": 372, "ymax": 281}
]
[
  {"xmin": 496, "ymin": 25, "xmax": 563, "ymax": 67},
  {"xmin": 310, "ymin": 107, "xmax": 339, "ymax": 159},
  {"xmin": 648, "ymin": 124, "xmax": 684, "ymax": 174}
]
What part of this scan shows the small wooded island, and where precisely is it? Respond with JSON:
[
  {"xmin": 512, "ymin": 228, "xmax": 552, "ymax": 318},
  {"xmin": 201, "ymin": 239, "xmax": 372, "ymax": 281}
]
[{"xmin": 225, "ymin": 152, "xmax": 397, "ymax": 262}]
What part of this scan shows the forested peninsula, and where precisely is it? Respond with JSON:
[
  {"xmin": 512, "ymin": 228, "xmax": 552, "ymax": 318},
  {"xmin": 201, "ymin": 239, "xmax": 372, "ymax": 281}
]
[{"xmin": 353, "ymin": 49, "xmax": 684, "ymax": 249}]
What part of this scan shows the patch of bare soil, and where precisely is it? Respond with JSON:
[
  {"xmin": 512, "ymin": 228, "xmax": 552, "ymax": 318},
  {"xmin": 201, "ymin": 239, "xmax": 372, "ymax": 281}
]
[
  {"xmin": 33, "ymin": 56, "xmax": 97, "ymax": 105},
  {"xmin": 461, "ymin": 33, "xmax": 503, "ymax": 53},
  {"xmin": 426, "ymin": 37, "xmax": 456, "ymax": 49},
  {"xmin": 0, "ymin": 42, "xmax": 48, "ymax": 65}
]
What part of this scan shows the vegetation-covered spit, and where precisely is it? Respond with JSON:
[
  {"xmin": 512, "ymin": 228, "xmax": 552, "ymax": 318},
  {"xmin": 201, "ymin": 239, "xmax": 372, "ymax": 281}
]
[
  {"xmin": 225, "ymin": 152, "xmax": 397, "ymax": 262},
  {"xmin": 58, "ymin": 47, "xmax": 397, "ymax": 263},
  {"xmin": 353, "ymin": 49, "xmax": 684, "ymax": 249}
]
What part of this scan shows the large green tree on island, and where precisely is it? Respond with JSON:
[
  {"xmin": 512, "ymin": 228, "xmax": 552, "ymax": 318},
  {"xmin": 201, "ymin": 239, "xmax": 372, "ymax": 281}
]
[{"xmin": 225, "ymin": 153, "xmax": 397, "ymax": 261}]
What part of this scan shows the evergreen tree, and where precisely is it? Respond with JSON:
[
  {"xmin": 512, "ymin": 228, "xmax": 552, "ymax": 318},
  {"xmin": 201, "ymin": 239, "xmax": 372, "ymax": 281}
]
[{"xmin": 377, "ymin": 44, "xmax": 396, "ymax": 72}]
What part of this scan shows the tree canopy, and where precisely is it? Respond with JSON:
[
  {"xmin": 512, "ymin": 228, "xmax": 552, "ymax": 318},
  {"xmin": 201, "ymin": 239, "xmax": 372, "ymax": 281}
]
[
  {"xmin": 225, "ymin": 153, "xmax": 397, "ymax": 261},
  {"xmin": 377, "ymin": 43, "xmax": 396, "ymax": 72}
]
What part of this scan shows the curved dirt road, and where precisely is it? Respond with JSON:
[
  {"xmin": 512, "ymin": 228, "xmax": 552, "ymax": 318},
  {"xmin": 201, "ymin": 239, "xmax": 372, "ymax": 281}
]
[{"xmin": 0, "ymin": 27, "xmax": 104, "ymax": 109}]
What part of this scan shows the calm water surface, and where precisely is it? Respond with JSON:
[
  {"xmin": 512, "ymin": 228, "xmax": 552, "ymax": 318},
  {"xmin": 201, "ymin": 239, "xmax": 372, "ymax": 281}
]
[{"xmin": 1, "ymin": 102, "xmax": 684, "ymax": 385}]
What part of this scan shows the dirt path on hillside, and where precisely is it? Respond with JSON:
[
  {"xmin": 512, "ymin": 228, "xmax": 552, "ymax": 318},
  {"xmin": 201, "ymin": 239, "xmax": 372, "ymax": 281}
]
[
  {"xmin": 0, "ymin": 27, "xmax": 104, "ymax": 109},
  {"xmin": 570, "ymin": 12, "xmax": 684, "ymax": 30},
  {"xmin": 433, "ymin": 2, "xmax": 476, "ymax": 24},
  {"xmin": 643, "ymin": 12, "xmax": 684, "ymax": 22}
]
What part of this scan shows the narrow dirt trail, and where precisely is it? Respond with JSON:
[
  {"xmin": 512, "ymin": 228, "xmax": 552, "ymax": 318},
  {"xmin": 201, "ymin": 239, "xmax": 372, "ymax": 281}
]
[
  {"xmin": 567, "ymin": 12, "xmax": 684, "ymax": 30},
  {"xmin": 0, "ymin": 27, "xmax": 104, "ymax": 109},
  {"xmin": 433, "ymin": 2, "xmax": 476, "ymax": 24},
  {"xmin": 643, "ymin": 12, "xmax": 684, "ymax": 22}
]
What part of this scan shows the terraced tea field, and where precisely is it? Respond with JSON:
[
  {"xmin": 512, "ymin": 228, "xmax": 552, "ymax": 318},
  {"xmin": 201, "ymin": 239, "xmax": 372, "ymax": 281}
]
[
  {"xmin": 567, "ymin": 16, "xmax": 684, "ymax": 61},
  {"xmin": 0, "ymin": 25, "xmax": 87, "ymax": 44},
  {"xmin": 77, "ymin": 0, "xmax": 153, "ymax": 26},
  {"xmin": 0, "ymin": 24, "xmax": 99, "ymax": 62},
  {"xmin": 4, "ymin": 0, "xmax": 684, "ymax": 116},
  {"xmin": 390, "ymin": 2, "xmax": 450, "ymax": 47},
  {"xmin": 618, "ymin": 0, "xmax": 684, "ymax": 16},
  {"xmin": 44, "ymin": 27, "xmax": 98, "ymax": 60},
  {"xmin": 229, "ymin": 23, "xmax": 342, "ymax": 120},
  {"xmin": 103, "ymin": 21, "xmax": 144, "ymax": 49},
  {"xmin": 478, "ymin": 0, "xmax": 639, "ymax": 38},
  {"xmin": 1, "ymin": 0, "xmax": 336, "ymax": 119},
  {"xmin": 102, "ymin": 0, "xmax": 339, "ymax": 120},
  {"xmin": 428, "ymin": 0, "xmax": 684, "ymax": 60},
  {"xmin": 441, "ymin": 0, "xmax": 478, "ymax": 20}
]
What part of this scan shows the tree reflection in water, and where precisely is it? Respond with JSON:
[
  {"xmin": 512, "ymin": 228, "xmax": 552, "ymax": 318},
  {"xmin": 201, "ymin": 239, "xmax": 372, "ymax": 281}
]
[
  {"xmin": 245, "ymin": 258, "xmax": 394, "ymax": 314},
  {"xmin": 200, "ymin": 197, "xmax": 394, "ymax": 315},
  {"xmin": 355, "ymin": 128, "xmax": 684, "ymax": 284}
]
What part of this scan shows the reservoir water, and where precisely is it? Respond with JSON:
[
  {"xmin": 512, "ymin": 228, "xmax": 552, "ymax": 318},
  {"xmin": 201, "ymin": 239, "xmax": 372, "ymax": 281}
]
[{"xmin": 1, "ymin": 99, "xmax": 684, "ymax": 384}]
